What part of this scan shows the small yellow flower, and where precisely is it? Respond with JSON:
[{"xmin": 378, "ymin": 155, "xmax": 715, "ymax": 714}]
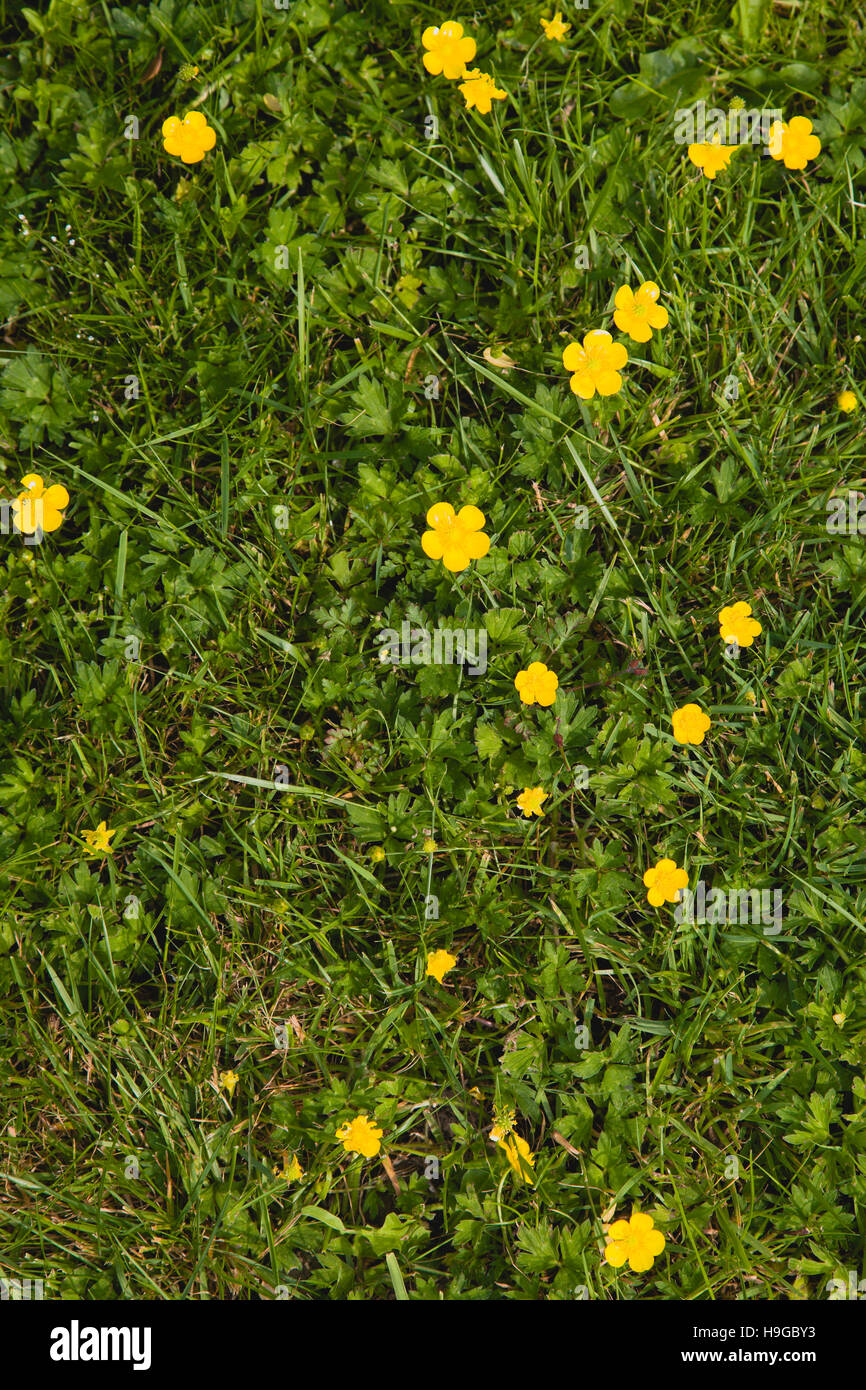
[
  {"xmin": 81, "ymin": 820, "xmax": 116, "ymax": 855},
  {"xmin": 837, "ymin": 390, "xmax": 858, "ymax": 414},
  {"xmin": 604, "ymin": 1211, "xmax": 666, "ymax": 1272},
  {"xmin": 491, "ymin": 1125, "xmax": 535, "ymax": 1183},
  {"xmin": 421, "ymin": 502, "xmax": 490, "ymax": 572},
  {"xmin": 767, "ymin": 116, "xmax": 821, "ymax": 170},
  {"xmin": 336, "ymin": 1113, "xmax": 383, "ymax": 1159},
  {"xmin": 426, "ymin": 949, "xmax": 457, "ymax": 983},
  {"xmin": 562, "ymin": 330, "xmax": 628, "ymax": 399},
  {"xmin": 541, "ymin": 13, "xmax": 570, "ymax": 40},
  {"xmin": 219, "ymin": 1069, "xmax": 239, "ymax": 1099},
  {"xmin": 490, "ymin": 1105, "xmax": 515, "ymax": 1141},
  {"xmin": 370, "ymin": 846, "xmax": 386, "ymax": 862},
  {"xmin": 273, "ymin": 1154, "xmax": 304, "ymax": 1182},
  {"xmin": 718, "ymin": 601, "xmax": 761, "ymax": 648},
  {"xmin": 458, "ymin": 69, "xmax": 507, "ymax": 114},
  {"xmin": 671, "ymin": 703, "xmax": 711, "ymax": 746},
  {"xmin": 687, "ymin": 133, "xmax": 738, "ymax": 179},
  {"xmin": 422, "ymin": 837, "xmax": 437, "ymax": 852},
  {"xmin": 613, "ymin": 281, "xmax": 669, "ymax": 344},
  {"xmin": 161, "ymin": 111, "xmax": 217, "ymax": 163},
  {"xmin": 514, "ymin": 661, "xmax": 559, "ymax": 707},
  {"xmin": 421, "ymin": 21, "xmax": 477, "ymax": 80},
  {"xmin": 643, "ymin": 858, "xmax": 688, "ymax": 908},
  {"xmin": 12, "ymin": 473, "xmax": 69, "ymax": 535},
  {"xmin": 516, "ymin": 787, "xmax": 547, "ymax": 817}
]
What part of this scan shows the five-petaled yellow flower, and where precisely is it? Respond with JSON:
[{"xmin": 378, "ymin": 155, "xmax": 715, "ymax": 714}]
[
  {"xmin": 421, "ymin": 502, "xmax": 490, "ymax": 572},
  {"xmin": 161, "ymin": 111, "xmax": 217, "ymax": 163},
  {"xmin": 643, "ymin": 858, "xmax": 688, "ymax": 907},
  {"xmin": 421, "ymin": 21, "xmax": 476, "ymax": 80},
  {"xmin": 516, "ymin": 787, "xmax": 547, "ymax": 817},
  {"xmin": 562, "ymin": 330, "xmax": 628, "ymax": 399},
  {"xmin": 81, "ymin": 820, "xmax": 116, "ymax": 855},
  {"xmin": 336, "ymin": 1113, "xmax": 383, "ymax": 1158},
  {"xmin": 604, "ymin": 1211, "xmax": 666, "ymax": 1272},
  {"xmin": 837, "ymin": 390, "xmax": 858, "ymax": 414},
  {"xmin": 219, "ymin": 1069, "xmax": 239, "ymax": 1099},
  {"xmin": 718, "ymin": 601, "xmax": 761, "ymax": 648},
  {"xmin": 767, "ymin": 117, "xmax": 821, "ymax": 171},
  {"xmin": 12, "ymin": 473, "xmax": 69, "ymax": 535},
  {"xmin": 613, "ymin": 281, "xmax": 669, "ymax": 344},
  {"xmin": 458, "ymin": 69, "xmax": 507, "ymax": 114},
  {"xmin": 671, "ymin": 703, "xmax": 711, "ymax": 746},
  {"xmin": 541, "ymin": 13, "xmax": 570, "ymax": 40},
  {"xmin": 514, "ymin": 661, "xmax": 559, "ymax": 707},
  {"xmin": 687, "ymin": 133, "xmax": 737, "ymax": 180},
  {"xmin": 426, "ymin": 949, "xmax": 457, "ymax": 983}
]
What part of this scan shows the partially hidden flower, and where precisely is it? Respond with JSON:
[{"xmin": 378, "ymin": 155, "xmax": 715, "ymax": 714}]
[
  {"xmin": 541, "ymin": 13, "xmax": 570, "ymax": 40},
  {"xmin": 837, "ymin": 390, "xmax": 858, "ymax": 414},
  {"xmin": 370, "ymin": 846, "xmax": 386, "ymax": 862},
  {"xmin": 421, "ymin": 21, "xmax": 476, "ymax": 80},
  {"xmin": 421, "ymin": 502, "xmax": 490, "ymax": 572},
  {"xmin": 767, "ymin": 116, "xmax": 821, "ymax": 170},
  {"xmin": 516, "ymin": 787, "xmax": 547, "ymax": 817},
  {"xmin": 458, "ymin": 69, "xmax": 507, "ymax": 114},
  {"xmin": 514, "ymin": 661, "xmax": 559, "ymax": 707},
  {"xmin": 604, "ymin": 1211, "xmax": 666, "ymax": 1272},
  {"xmin": 718, "ymin": 601, "xmax": 761, "ymax": 648},
  {"xmin": 161, "ymin": 111, "xmax": 217, "ymax": 163},
  {"xmin": 491, "ymin": 1124, "xmax": 535, "ymax": 1183},
  {"xmin": 643, "ymin": 858, "xmax": 688, "ymax": 907},
  {"xmin": 81, "ymin": 820, "xmax": 116, "ymax": 855},
  {"xmin": 671, "ymin": 703, "xmax": 711, "ymax": 746},
  {"xmin": 613, "ymin": 281, "xmax": 669, "ymax": 344},
  {"xmin": 219, "ymin": 1069, "xmax": 239, "ymax": 1099},
  {"xmin": 336, "ymin": 1113, "xmax": 383, "ymax": 1159},
  {"xmin": 562, "ymin": 330, "xmax": 628, "ymax": 399},
  {"xmin": 426, "ymin": 949, "xmax": 457, "ymax": 984},
  {"xmin": 687, "ymin": 133, "xmax": 738, "ymax": 179},
  {"xmin": 12, "ymin": 473, "xmax": 69, "ymax": 534},
  {"xmin": 273, "ymin": 1154, "xmax": 304, "ymax": 1182}
]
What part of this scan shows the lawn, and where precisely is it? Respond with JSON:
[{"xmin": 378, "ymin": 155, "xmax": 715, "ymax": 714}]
[{"xmin": 1, "ymin": 0, "xmax": 865, "ymax": 1302}]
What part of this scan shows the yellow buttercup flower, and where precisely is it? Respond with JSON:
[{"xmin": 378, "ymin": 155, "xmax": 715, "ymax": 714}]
[
  {"xmin": 458, "ymin": 69, "xmax": 507, "ymax": 114},
  {"xmin": 687, "ymin": 133, "xmax": 737, "ymax": 179},
  {"xmin": 516, "ymin": 787, "xmax": 547, "ymax": 817},
  {"xmin": 219, "ymin": 1069, "xmax": 239, "ymax": 1099},
  {"xmin": 421, "ymin": 502, "xmax": 490, "ymax": 572},
  {"xmin": 541, "ymin": 13, "xmax": 570, "ymax": 40},
  {"xmin": 613, "ymin": 281, "xmax": 669, "ymax": 344},
  {"xmin": 273, "ymin": 1154, "xmax": 304, "ymax": 1182},
  {"xmin": 562, "ymin": 330, "xmax": 628, "ymax": 399},
  {"xmin": 491, "ymin": 1126, "xmax": 535, "ymax": 1183},
  {"xmin": 421, "ymin": 21, "xmax": 476, "ymax": 80},
  {"xmin": 718, "ymin": 601, "xmax": 761, "ymax": 648},
  {"xmin": 426, "ymin": 949, "xmax": 457, "ymax": 983},
  {"xmin": 161, "ymin": 111, "xmax": 217, "ymax": 163},
  {"xmin": 643, "ymin": 858, "xmax": 688, "ymax": 907},
  {"xmin": 12, "ymin": 473, "xmax": 69, "ymax": 535},
  {"xmin": 336, "ymin": 1113, "xmax": 383, "ymax": 1158},
  {"xmin": 81, "ymin": 820, "xmax": 116, "ymax": 855},
  {"xmin": 514, "ymin": 661, "xmax": 559, "ymax": 707},
  {"xmin": 604, "ymin": 1211, "xmax": 666, "ymax": 1272},
  {"xmin": 767, "ymin": 116, "xmax": 821, "ymax": 170},
  {"xmin": 837, "ymin": 390, "xmax": 857, "ymax": 414},
  {"xmin": 671, "ymin": 703, "xmax": 711, "ymax": 746},
  {"xmin": 370, "ymin": 845, "xmax": 386, "ymax": 862}
]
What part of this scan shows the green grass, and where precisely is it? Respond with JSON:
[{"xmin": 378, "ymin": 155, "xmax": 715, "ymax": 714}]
[{"xmin": 1, "ymin": 0, "xmax": 865, "ymax": 1301}]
